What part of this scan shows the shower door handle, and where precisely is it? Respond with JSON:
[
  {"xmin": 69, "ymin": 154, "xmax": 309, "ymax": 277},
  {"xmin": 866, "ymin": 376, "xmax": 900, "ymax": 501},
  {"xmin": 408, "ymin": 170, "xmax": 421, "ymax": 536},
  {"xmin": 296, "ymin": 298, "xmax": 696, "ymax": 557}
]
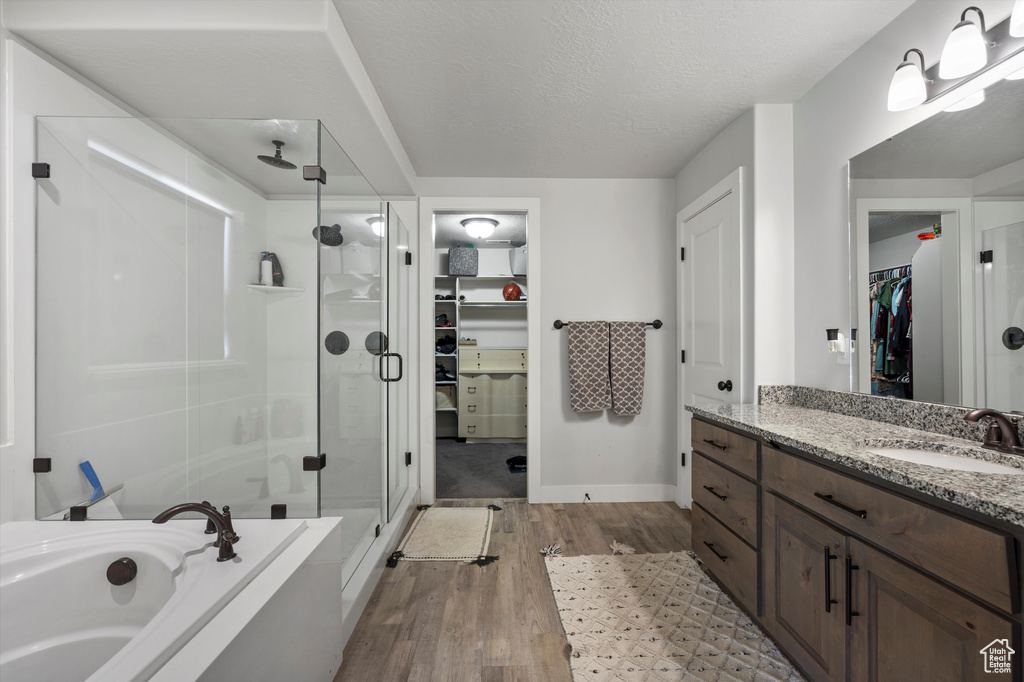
[{"xmin": 378, "ymin": 352, "xmax": 403, "ymax": 382}]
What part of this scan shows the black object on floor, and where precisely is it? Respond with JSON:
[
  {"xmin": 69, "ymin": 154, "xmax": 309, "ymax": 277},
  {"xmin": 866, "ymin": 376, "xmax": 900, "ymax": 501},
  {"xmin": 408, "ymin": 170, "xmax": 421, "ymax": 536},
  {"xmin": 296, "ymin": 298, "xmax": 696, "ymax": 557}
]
[
  {"xmin": 506, "ymin": 455, "xmax": 527, "ymax": 473},
  {"xmin": 435, "ymin": 438, "xmax": 526, "ymax": 498}
]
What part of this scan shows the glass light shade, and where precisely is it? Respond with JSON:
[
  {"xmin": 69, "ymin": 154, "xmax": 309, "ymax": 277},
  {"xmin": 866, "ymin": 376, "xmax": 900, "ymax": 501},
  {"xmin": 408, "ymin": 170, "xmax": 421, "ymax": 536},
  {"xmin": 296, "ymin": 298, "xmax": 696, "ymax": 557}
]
[
  {"xmin": 939, "ymin": 20, "xmax": 987, "ymax": 79},
  {"xmin": 1011, "ymin": 0, "xmax": 1024, "ymax": 37},
  {"xmin": 943, "ymin": 88, "xmax": 985, "ymax": 112},
  {"xmin": 367, "ymin": 216, "xmax": 384, "ymax": 237},
  {"xmin": 887, "ymin": 60, "xmax": 927, "ymax": 111},
  {"xmin": 462, "ymin": 218, "xmax": 497, "ymax": 239}
]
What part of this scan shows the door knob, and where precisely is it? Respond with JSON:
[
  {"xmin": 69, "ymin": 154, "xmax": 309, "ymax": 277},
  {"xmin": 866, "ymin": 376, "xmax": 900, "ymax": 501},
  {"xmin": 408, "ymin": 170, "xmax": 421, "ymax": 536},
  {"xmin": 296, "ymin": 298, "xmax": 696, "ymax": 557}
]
[{"xmin": 717, "ymin": 380, "xmax": 733, "ymax": 392}]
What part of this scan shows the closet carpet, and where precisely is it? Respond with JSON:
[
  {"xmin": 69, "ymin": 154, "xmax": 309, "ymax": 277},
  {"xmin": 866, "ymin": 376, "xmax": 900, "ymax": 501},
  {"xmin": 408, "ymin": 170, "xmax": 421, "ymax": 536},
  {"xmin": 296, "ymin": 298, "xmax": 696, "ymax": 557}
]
[
  {"xmin": 435, "ymin": 438, "xmax": 527, "ymax": 499},
  {"xmin": 335, "ymin": 499, "xmax": 693, "ymax": 682}
]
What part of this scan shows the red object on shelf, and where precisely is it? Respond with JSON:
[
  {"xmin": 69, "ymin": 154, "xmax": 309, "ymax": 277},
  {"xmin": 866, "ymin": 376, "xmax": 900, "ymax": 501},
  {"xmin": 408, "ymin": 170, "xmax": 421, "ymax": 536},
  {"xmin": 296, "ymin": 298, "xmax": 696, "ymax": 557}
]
[
  {"xmin": 503, "ymin": 281, "xmax": 522, "ymax": 301},
  {"xmin": 917, "ymin": 232, "xmax": 936, "ymax": 240}
]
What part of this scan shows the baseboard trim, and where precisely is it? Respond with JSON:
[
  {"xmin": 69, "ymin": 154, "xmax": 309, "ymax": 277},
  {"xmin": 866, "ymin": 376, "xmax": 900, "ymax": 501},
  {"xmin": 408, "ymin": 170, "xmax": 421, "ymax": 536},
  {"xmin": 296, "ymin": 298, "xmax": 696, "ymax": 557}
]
[{"xmin": 538, "ymin": 484, "xmax": 675, "ymax": 504}]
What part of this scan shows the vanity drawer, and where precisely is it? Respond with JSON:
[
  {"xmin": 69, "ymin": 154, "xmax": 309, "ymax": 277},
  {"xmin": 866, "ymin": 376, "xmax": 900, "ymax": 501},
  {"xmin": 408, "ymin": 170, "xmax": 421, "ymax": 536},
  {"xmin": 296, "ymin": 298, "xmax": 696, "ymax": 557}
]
[
  {"xmin": 693, "ymin": 453, "xmax": 759, "ymax": 548},
  {"xmin": 762, "ymin": 446, "xmax": 1016, "ymax": 613},
  {"xmin": 693, "ymin": 504, "xmax": 758, "ymax": 616},
  {"xmin": 691, "ymin": 418, "xmax": 758, "ymax": 480}
]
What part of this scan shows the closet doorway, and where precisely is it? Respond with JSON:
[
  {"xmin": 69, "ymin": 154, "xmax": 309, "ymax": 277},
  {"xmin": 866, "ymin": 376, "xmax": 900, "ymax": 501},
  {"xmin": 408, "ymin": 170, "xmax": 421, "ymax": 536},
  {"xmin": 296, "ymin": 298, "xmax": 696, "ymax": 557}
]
[{"xmin": 418, "ymin": 198, "xmax": 541, "ymax": 504}]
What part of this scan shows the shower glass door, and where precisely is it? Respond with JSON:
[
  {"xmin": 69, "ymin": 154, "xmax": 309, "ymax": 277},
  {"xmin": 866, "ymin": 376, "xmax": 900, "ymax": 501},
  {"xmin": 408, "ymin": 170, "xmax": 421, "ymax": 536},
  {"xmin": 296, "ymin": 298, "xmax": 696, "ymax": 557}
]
[
  {"xmin": 386, "ymin": 205, "xmax": 410, "ymax": 520},
  {"xmin": 34, "ymin": 116, "xmax": 321, "ymax": 520},
  {"xmin": 316, "ymin": 122, "xmax": 386, "ymax": 584}
]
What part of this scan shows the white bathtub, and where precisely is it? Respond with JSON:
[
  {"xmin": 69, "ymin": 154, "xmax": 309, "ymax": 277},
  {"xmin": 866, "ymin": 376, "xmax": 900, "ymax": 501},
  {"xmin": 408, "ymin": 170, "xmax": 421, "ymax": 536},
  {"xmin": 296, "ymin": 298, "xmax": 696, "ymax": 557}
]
[{"xmin": 0, "ymin": 518, "xmax": 310, "ymax": 681}]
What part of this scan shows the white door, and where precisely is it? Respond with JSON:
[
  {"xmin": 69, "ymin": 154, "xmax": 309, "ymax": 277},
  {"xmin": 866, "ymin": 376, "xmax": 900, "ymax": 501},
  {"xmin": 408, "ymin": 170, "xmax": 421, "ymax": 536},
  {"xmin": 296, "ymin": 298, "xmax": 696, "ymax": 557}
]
[
  {"xmin": 677, "ymin": 168, "xmax": 743, "ymax": 507},
  {"xmin": 975, "ymin": 202, "xmax": 1024, "ymax": 411}
]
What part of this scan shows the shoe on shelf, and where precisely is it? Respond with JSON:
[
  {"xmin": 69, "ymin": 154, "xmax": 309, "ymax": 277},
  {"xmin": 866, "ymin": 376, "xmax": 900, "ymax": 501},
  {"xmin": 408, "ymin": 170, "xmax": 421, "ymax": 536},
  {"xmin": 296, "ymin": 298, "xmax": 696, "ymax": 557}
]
[{"xmin": 435, "ymin": 363, "xmax": 456, "ymax": 382}]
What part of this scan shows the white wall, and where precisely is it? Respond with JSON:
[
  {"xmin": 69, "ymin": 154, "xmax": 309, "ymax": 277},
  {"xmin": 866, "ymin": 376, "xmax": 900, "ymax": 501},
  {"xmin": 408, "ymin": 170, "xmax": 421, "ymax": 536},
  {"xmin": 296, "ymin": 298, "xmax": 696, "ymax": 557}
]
[
  {"xmin": 792, "ymin": 0, "xmax": 1018, "ymax": 390},
  {"xmin": 419, "ymin": 178, "xmax": 677, "ymax": 501},
  {"xmin": 869, "ymin": 231, "xmax": 927, "ymax": 271}
]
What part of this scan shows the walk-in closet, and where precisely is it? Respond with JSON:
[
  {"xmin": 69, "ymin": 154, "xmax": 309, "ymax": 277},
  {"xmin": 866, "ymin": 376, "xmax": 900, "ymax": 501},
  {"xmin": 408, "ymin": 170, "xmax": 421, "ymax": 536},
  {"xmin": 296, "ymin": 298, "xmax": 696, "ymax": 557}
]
[{"xmin": 433, "ymin": 212, "xmax": 528, "ymax": 498}]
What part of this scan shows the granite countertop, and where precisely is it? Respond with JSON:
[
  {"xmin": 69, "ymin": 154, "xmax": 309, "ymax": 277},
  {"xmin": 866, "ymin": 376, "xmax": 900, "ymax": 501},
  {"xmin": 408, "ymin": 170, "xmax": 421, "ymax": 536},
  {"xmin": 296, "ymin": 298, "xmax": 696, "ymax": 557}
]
[{"xmin": 686, "ymin": 402, "xmax": 1024, "ymax": 529}]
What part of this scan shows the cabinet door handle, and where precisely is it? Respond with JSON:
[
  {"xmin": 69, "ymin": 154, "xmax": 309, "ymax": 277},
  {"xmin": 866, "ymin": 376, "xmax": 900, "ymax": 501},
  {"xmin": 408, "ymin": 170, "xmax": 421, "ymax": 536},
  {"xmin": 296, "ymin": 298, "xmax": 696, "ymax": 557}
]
[
  {"xmin": 845, "ymin": 555, "xmax": 860, "ymax": 625},
  {"xmin": 814, "ymin": 492, "xmax": 868, "ymax": 519},
  {"xmin": 702, "ymin": 438, "xmax": 728, "ymax": 451},
  {"xmin": 824, "ymin": 546, "xmax": 838, "ymax": 613},
  {"xmin": 703, "ymin": 541, "xmax": 728, "ymax": 562},
  {"xmin": 702, "ymin": 485, "xmax": 728, "ymax": 501}
]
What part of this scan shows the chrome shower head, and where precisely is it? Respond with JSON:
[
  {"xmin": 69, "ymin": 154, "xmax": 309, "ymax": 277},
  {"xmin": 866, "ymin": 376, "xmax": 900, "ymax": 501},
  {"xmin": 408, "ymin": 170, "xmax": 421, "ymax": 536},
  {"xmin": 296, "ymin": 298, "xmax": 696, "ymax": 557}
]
[{"xmin": 257, "ymin": 140, "xmax": 297, "ymax": 170}]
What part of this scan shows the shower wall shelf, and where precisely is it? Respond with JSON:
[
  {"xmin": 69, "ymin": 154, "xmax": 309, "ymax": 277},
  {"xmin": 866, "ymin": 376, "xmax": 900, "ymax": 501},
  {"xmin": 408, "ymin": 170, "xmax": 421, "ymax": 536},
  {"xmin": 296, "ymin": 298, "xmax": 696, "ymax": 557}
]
[{"xmin": 247, "ymin": 285, "xmax": 304, "ymax": 296}]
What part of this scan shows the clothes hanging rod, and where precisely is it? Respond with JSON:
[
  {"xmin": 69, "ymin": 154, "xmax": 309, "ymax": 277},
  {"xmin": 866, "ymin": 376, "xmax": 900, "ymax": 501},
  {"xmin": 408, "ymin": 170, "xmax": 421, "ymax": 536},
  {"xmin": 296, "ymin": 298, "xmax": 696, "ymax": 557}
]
[
  {"xmin": 553, "ymin": 319, "xmax": 663, "ymax": 330},
  {"xmin": 869, "ymin": 264, "xmax": 911, "ymax": 275}
]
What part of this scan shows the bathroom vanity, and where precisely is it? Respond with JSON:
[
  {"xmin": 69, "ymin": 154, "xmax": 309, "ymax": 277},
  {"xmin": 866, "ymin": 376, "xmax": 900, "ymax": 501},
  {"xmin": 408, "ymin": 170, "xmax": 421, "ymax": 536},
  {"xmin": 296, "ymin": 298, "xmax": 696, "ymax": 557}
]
[{"xmin": 687, "ymin": 396, "xmax": 1024, "ymax": 682}]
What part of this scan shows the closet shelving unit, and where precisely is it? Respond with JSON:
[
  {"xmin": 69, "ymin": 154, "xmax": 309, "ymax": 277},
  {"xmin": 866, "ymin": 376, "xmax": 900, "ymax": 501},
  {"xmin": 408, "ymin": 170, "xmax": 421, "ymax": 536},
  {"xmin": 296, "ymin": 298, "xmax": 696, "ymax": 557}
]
[{"xmin": 433, "ymin": 271, "xmax": 527, "ymax": 433}]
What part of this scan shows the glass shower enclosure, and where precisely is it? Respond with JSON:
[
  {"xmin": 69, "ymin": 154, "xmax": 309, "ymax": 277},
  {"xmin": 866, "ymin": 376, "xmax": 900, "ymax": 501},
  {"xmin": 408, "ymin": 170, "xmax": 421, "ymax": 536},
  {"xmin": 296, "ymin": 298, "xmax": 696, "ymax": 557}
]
[{"xmin": 34, "ymin": 116, "xmax": 408, "ymax": 582}]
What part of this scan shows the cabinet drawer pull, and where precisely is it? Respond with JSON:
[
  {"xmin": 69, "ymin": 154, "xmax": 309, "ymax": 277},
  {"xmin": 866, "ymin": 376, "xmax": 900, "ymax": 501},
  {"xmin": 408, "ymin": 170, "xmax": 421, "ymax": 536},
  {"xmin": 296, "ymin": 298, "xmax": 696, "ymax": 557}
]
[
  {"xmin": 468, "ymin": 387, "xmax": 476, "ymax": 394},
  {"xmin": 468, "ymin": 405, "xmax": 476, "ymax": 412},
  {"xmin": 824, "ymin": 546, "xmax": 838, "ymax": 613},
  {"xmin": 814, "ymin": 492, "xmax": 868, "ymax": 519},
  {"xmin": 845, "ymin": 555, "xmax": 860, "ymax": 625},
  {"xmin": 703, "ymin": 541, "xmax": 728, "ymax": 562},
  {"xmin": 702, "ymin": 485, "xmax": 728, "ymax": 501},
  {"xmin": 702, "ymin": 438, "xmax": 728, "ymax": 451}
]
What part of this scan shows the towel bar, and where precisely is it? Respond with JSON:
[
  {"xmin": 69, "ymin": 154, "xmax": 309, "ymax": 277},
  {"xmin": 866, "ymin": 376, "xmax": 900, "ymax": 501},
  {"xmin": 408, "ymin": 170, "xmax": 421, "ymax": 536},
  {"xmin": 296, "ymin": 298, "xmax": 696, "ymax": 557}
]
[{"xmin": 553, "ymin": 319, "xmax": 662, "ymax": 330}]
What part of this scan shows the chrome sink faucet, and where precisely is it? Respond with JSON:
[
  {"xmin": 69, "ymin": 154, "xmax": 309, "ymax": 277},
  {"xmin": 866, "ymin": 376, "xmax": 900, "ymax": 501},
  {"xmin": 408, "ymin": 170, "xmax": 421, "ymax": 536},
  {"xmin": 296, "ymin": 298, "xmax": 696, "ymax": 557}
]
[
  {"xmin": 964, "ymin": 409, "xmax": 1023, "ymax": 454},
  {"xmin": 153, "ymin": 502, "xmax": 239, "ymax": 562}
]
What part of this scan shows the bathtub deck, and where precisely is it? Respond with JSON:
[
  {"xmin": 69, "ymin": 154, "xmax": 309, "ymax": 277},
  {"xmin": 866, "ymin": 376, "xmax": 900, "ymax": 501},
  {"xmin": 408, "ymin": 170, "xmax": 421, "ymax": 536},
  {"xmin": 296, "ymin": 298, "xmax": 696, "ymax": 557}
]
[{"xmin": 334, "ymin": 500, "xmax": 692, "ymax": 682}]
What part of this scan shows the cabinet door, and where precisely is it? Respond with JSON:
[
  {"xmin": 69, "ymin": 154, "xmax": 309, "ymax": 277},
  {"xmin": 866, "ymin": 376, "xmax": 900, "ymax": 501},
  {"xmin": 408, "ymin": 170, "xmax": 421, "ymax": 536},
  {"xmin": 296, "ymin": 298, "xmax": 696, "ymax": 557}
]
[
  {"xmin": 764, "ymin": 494, "xmax": 847, "ymax": 682},
  {"xmin": 848, "ymin": 538, "xmax": 1016, "ymax": 682}
]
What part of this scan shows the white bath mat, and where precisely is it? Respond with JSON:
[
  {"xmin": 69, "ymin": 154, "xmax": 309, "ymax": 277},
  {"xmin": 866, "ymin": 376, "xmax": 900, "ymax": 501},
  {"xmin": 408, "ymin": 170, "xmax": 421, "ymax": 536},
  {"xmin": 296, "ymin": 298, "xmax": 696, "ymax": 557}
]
[
  {"xmin": 545, "ymin": 551, "xmax": 804, "ymax": 682},
  {"xmin": 392, "ymin": 507, "xmax": 494, "ymax": 562}
]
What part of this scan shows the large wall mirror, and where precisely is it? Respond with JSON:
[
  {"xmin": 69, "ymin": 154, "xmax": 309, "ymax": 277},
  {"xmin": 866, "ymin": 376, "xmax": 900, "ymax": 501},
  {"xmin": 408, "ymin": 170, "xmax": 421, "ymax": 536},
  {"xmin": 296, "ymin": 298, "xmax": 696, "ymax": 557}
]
[{"xmin": 849, "ymin": 76, "xmax": 1023, "ymax": 413}]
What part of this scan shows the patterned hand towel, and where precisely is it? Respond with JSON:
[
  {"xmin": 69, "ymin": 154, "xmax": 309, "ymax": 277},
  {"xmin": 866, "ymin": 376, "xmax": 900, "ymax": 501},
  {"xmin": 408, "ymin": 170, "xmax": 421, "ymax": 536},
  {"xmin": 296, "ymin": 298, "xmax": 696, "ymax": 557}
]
[
  {"xmin": 609, "ymin": 321, "xmax": 646, "ymax": 416},
  {"xmin": 567, "ymin": 321, "xmax": 611, "ymax": 413}
]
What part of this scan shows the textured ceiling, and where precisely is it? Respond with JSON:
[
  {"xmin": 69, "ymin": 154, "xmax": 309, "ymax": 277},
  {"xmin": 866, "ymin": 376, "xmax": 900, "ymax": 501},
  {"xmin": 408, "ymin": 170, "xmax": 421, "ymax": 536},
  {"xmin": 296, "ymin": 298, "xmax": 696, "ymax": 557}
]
[
  {"xmin": 433, "ymin": 212, "xmax": 528, "ymax": 250},
  {"xmin": 333, "ymin": 0, "xmax": 914, "ymax": 178},
  {"xmin": 851, "ymin": 77, "xmax": 1024, "ymax": 181},
  {"xmin": 868, "ymin": 213, "xmax": 940, "ymax": 243}
]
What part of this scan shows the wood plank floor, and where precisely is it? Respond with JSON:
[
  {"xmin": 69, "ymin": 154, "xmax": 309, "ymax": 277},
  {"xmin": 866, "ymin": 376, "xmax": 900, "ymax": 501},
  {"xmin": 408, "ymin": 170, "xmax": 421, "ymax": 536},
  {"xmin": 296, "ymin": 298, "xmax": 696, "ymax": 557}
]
[{"xmin": 335, "ymin": 499, "xmax": 692, "ymax": 682}]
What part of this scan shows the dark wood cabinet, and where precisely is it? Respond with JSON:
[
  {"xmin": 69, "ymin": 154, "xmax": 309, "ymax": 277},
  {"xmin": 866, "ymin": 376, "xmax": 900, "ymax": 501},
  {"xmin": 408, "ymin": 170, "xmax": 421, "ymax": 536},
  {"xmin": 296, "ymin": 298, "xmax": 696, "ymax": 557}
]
[
  {"xmin": 847, "ymin": 538, "xmax": 1015, "ymax": 682},
  {"xmin": 763, "ymin": 493, "xmax": 847, "ymax": 682},
  {"xmin": 690, "ymin": 415, "xmax": 1022, "ymax": 682}
]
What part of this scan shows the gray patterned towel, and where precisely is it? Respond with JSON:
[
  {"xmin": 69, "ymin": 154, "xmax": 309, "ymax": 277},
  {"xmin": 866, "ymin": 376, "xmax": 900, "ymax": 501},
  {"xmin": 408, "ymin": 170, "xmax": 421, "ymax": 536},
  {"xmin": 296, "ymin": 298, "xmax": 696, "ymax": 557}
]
[
  {"xmin": 567, "ymin": 321, "xmax": 611, "ymax": 413},
  {"xmin": 609, "ymin": 321, "xmax": 646, "ymax": 416}
]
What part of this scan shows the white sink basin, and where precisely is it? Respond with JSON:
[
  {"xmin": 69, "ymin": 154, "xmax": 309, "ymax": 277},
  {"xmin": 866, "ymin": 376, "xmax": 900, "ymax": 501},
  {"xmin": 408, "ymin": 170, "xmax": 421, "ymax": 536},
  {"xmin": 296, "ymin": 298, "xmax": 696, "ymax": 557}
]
[{"xmin": 866, "ymin": 447, "xmax": 1024, "ymax": 475}]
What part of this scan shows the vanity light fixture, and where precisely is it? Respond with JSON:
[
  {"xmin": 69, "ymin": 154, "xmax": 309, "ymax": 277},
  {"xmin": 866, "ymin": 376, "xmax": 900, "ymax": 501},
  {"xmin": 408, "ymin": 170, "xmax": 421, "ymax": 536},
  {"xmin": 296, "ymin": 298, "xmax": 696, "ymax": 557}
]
[
  {"xmin": 939, "ymin": 7, "xmax": 991, "ymax": 79},
  {"xmin": 944, "ymin": 88, "xmax": 986, "ymax": 111},
  {"xmin": 1011, "ymin": 0, "xmax": 1024, "ymax": 37},
  {"xmin": 886, "ymin": 8, "xmax": 1024, "ymax": 112},
  {"xmin": 461, "ymin": 217, "xmax": 498, "ymax": 239},
  {"xmin": 367, "ymin": 215, "xmax": 384, "ymax": 237},
  {"xmin": 887, "ymin": 49, "xmax": 930, "ymax": 111}
]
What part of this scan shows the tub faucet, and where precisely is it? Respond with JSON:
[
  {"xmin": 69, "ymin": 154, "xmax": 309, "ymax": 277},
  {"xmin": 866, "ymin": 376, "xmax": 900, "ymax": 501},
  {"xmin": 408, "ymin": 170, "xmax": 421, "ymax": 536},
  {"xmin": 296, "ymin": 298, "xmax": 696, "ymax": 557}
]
[
  {"xmin": 964, "ymin": 409, "xmax": 1023, "ymax": 454},
  {"xmin": 153, "ymin": 503, "xmax": 238, "ymax": 562}
]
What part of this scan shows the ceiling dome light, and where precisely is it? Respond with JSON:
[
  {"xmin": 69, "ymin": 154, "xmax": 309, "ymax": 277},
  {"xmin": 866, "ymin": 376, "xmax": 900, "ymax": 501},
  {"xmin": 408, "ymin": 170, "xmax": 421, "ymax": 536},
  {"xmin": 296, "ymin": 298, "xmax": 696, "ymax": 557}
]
[
  {"xmin": 1011, "ymin": 0, "xmax": 1024, "ymax": 37},
  {"xmin": 461, "ymin": 217, "xmax": 498, "ymax": 239},
  {"xmin": 939, "ymin": 7, "xmax": 989, "ymax": 79},
  {"xmin": 943, "ymin": 88, "xmax": 985, "ymax": 112},
  {"xmin": 367, "ymin": 216, "xmax": 385, "ymax": 237},
  {"xmin": 888, "ymin": 49, "xmax": 928, "ymax": 111}
]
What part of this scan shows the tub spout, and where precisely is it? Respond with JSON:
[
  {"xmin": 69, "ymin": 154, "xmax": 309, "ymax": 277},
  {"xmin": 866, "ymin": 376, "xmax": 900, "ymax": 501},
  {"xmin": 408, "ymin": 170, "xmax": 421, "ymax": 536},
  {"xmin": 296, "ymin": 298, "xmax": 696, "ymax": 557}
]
[{"xmin": 153, "ymin": 503, "xmax": 238, "ymax": 562}]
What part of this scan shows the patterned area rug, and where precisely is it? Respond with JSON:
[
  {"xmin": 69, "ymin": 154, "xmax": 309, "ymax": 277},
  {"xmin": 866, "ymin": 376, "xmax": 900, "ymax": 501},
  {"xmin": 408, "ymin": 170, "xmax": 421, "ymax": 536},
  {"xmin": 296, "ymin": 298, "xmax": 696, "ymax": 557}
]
[
  {"xmin": 393, "ymin": 507, "xmax": 493, "ymax": 561},
  {"xmin": 545, "ymin": 551, "xmax": 804, "ymax": 682}
]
